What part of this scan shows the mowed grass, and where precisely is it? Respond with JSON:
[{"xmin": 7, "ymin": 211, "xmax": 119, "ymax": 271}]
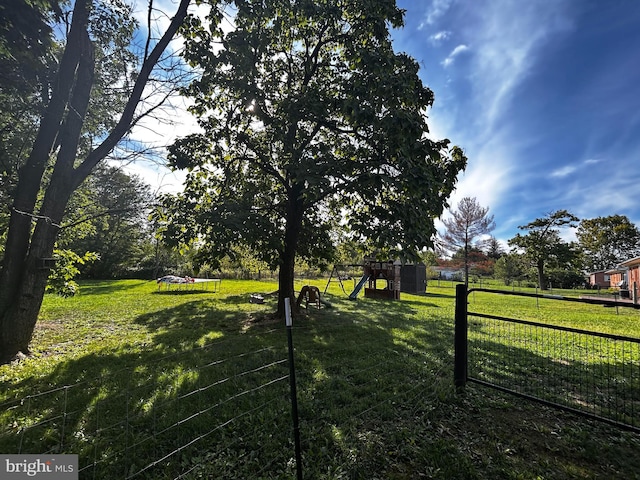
[{"xmin": 1, "ymin": 279, "xmax": 639, "ymax": 479}]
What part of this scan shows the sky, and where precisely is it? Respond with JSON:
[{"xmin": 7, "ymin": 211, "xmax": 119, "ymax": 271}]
[
  {"xmin": 392, "ymin": 0, "xmax": 640, "ymax": 244},
  {"xmin": 128, "ymin": 0, "xmax": 640, "ymax": 247}
]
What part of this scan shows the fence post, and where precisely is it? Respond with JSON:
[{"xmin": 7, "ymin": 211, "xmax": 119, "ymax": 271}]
[
  {"xmin": 454, "ymin": 284, "xmax": 468, "ymax": 391},
  {"xmin": 285, "ymin": 298, "xmax": 303, "ymax": 480}
]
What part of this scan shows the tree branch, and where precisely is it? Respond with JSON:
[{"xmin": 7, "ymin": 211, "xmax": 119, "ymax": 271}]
[{"xmin": 74, "ymin": 0, "xmax": 192, "ymax": 184}]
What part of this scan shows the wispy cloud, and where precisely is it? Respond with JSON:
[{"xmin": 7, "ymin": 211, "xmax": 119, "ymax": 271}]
[
  {"xmin": 429, "ymin": 30, "xmax": 451, "ymax": 44},
  {"xmin": 399, "ymin": 0, "xmax": 640, "ymax": 240},
  {"xmin": 551, "ymin": 158, "xmax": 603, "ymax": 179},
  {"xmin": 469, "ymin": 2, "xmax": 573, "ymax": 129},
  {"xmin": 445, "ymin": 136, "xmax": 516, "ymax": 216},
  {"xmin": 441, "ymin": 44, "xmax": 469, "ymax": 67},
  {"xmin": 550, "ymin": 165, "xmax": 578, "ymax": 178},
  {"xmin": 419, "ymin": 0, "xmax": 576, "ymax": 238},
  {"xmin": 421, "ymin": 0, "xmax": 455, "ymax": 27},
  {"xmin": 584, "ymin": 158, "xmax": 603, "ymax": 165}
]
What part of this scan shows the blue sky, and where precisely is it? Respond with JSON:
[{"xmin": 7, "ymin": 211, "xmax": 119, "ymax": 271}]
[
  {"xmin": 129, "ymin": 0, "xmax": 640, "ymax": 247},
  {"xmin": 392, "ymin": 0, "xmax": 640, "ymax": 244}
]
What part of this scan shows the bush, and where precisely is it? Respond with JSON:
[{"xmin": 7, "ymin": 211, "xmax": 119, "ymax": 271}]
[{"xmin": 47, "ymin": 249, "xmax": 98, "ymax": 296}]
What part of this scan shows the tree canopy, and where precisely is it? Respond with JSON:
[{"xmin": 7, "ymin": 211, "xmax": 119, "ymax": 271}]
[
  {"xmin": 508, "ymin": 210, "xmax": 579, "ymax": 290},
  {"xmin": 440, "ymin": 197, "xmax": 495, "ymax": 285},
  {"xmin": 494, "ymin": 253, "xmax": 525, "ymax": 286},
  {"xmin": 162, "ymin": 0, "xmax": 467, "ymax": 314},
  {"xmin": 576, "ymin": 215, "xmax": 640, "ymax": 272},
  {"xmin": 0, "ymin": 0, "xmax": 192, "ymax": 363},
  {"xmin": 59, "ymin": 165, "xmax": 153, "ymax": 278}
]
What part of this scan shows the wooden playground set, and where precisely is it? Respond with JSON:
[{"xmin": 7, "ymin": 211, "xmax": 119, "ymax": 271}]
[{"xmin": 321, "ymin": 259, "xmax": 427, "ymax": 303}]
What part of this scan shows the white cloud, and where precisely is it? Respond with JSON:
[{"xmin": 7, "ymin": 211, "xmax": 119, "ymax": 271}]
[
  {"xmin": 420, "ymin": 0, "xmax": 455, "ymax": 27},
  {"xmin": 418, "ymin": 1, "xmax": 576, "ymax": 241},
  {"xmin": 441, "ymin": 44, "xmax": 469, "ymax": 67},
  {"xmin": 124, "ymin": 93, "xmax": 202, "ymax": 193},
  {"xmin": 567, "ymin": 177, "xmax": 637, "ymax": 217},
  {"xmin": 120, "ymin": 1, "xmax": 216, "ymax": 194},
  {"xmin": 130, "ymin": 93, "xmax": 201, "ymax": 146},
  {"xmin": 429, "ymin": 30, "xmax": 451, "ymax": 44},
  {"xmin": 447, "ymin": 140, "xmax": 514, "ymax": 213},
  {"xmin": 584, "ymin": 158, "xmax": 602, "ymax": 165},
  {"xmin": 118, "ymin": 159, "xmax": 188, "ymax": 195},
  {"xmin": 550, "ymin": 165, "xmax": 578, "ymax": 178},
  {"xmin": 461, "ymin": 1, "xmax": 574, "ymax": 130}
]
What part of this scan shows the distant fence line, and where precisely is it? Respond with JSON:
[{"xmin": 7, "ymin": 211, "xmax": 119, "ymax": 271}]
[{"xmin": 455, "ymin": 285, "xmax": 640, "ymax": 433}]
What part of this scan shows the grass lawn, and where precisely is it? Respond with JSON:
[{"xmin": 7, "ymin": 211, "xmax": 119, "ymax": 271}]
[{"xmin": 1, "ymin": 278, "xmax": 639, "ymax": 479}]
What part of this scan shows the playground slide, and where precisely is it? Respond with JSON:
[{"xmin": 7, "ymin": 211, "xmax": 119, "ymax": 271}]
[{"xmin": 348, "ymin": 275, "xmax": 369, "ymax": 300}]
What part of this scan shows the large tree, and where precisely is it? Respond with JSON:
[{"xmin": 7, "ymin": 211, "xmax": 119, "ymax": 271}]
[
  {"xmin": 0, "ymin": 0, "xmax": 192, "ymax": 363},
  {"xmin": 59, "ymin": 166, "xmax": 153, "ymax": 278},
  {"xmin": 508, "ymin": 210, "xmax": 579, "ymax": 290},
  {"xmin": 162, "ymin": 0, "xmax": 467, "ymax": 315},
  {"xmin": 440, "ymin": 197, "xmax": 495, "ymax": 286},
  {"xmin": 480, "ymin": 236, "xmax": 505, "ymax": 260},
  {"xmin": 576, "ymin": 215, "xmax": 640, "ymax": 272},
  {"xmin": 494, "ymin": 252, "xmax": 525, "ymax": 286},
  {"xmin": 0, "ymin": 0, "xmax": 62, "ymax": 256}
]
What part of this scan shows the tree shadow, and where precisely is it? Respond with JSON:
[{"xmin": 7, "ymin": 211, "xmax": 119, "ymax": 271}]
[
  {"xmin": 79, "ymin": 280, "xmax": 151, "ymax": 295},
  {"xmin": 1, "ymin": 291, "xmax": 638, "ymax": 479},
  {"xmin": 421, "ymin": 291, "xmax": 457, "ymax": 299},
  {"xmin": 0, "ymin": 299, "xmax": 293, "ymax": 478}
]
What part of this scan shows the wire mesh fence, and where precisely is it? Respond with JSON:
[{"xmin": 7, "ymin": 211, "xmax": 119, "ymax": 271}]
[
  {"xmin": 0, "ymin": 328, "xmax": 294, "ymax": 479},
  {"xmin": 457, "ymin": 286, "xmax": 640, "ymax": 433},
  {"xmin": 289, "ymin": 315, "xmax": 451, "ymax": 478},
  {"xmin": 5, "ymin": 283, "xmax": 640, "ymax": 478},
  {"xmin": 1, "ymin": 304, "xmax": 450, "ymax": 479}
]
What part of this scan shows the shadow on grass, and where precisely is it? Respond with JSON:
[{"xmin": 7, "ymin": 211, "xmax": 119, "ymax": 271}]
[
  {"xmin": 79, "ymin": 279, "xmax": 151, "ymax": 295},
  {"xmin": 1, "ymin": 292, "xmax": 441, "ymax": 477},
  {"xmin": 217, "ymin": 293, "xmax": 276, "ymax": 305},
  {"xmin": 422, "ymin": 291, "xmax": 457, "ymax": 299},
  {"xmin": 0, "ymin": 299, "xmax": 295, "ymax": 478},
  {"xmin": 2, "ymin": 288, "xmax": 639, "ymax": 479}
]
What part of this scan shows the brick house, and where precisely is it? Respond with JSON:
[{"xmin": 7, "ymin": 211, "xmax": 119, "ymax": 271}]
[
  {"xmin": 605, "ymin": 267, "xmax": 627, "ymax": 289},
  {"xmin": 619, "ymin": 256, "xmax": 640, "ymax": 301},
  {"xmin": 588, "ymin": 270, "xmax": 610, "ymax": 288}
]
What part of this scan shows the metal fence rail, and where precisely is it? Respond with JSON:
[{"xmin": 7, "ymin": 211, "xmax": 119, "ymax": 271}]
[{"xmin": 455, "ymin": 285, "xmax": 640, "ymax": 433}]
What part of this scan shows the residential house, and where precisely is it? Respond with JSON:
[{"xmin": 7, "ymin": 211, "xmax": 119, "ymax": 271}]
[
  {"xmin": 619, "ymin": 256, "xmax": 640, "ymax": 301},
  {"xmin": 588, "ymin": 270, "xmax": 610, "ymax": 289},
  {"xmin": 605, "ymin": 267, "xmax": 627, "ymax": 289},
  {"xmin": 434, "ymin": 267, "xmax": 464, "ymax": 281}
]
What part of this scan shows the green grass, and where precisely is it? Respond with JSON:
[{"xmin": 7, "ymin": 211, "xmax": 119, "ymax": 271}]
[
  {"xmin": 1, "ymin": 279, "xmax": 639, "ymax": 479},
  {"xmin": 464, "ymin": 286, "xmax": 640, "ymax": 436}
]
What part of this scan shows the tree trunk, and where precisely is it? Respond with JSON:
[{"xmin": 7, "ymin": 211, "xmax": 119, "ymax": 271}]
[
  {"xmin": 0, "ymin": 0, "xmax": 191, "ymax": 364},
  {"xmin": 0, "ymin": 176, "xmax": 79, "ymax": 361},
  {"xmin": 0, "ymin": 20, "xmax": 94, "ymax": 363},
  {"xmin": 537, "ymin": 259, "xmax": 546, "ymax": 291},
  {"xmin": 277, "ymin": 186, "xmax": 305, "ymax": 318},
  {"xmin": 464, "ymin": 240, "xmax": 469, "ymax": 287},
  {"xmin": 1, "ymin": 221, "xmax": 62, "ymax": 360}
]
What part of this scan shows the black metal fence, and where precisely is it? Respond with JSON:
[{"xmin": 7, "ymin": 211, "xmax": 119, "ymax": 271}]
[{"xmin": 454, "ymin": 285, "xmax": 640, "ymax": 433}]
